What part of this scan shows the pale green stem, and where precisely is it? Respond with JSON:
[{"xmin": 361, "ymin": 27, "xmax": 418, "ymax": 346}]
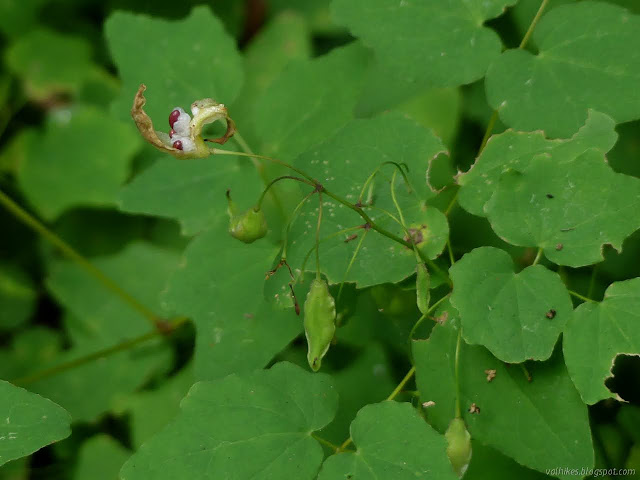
[
  {"xmin": 408, "ymin": 294, "xmax": 451, "ymax": 341},
  {"xmin": 0, "ymin": 189, "xmax": 162, "ymax": 329},
  {"xmin": 569, "ymin": 290, "xmax": 597, "ymax": 303},
  {"xmin": 339, "ymin": 365, "xmax": 416, "ymax": 452},
  {"xmin": 454, "ymin": 327, "xmax": 463, "ymax": 419},
  {"xmin": 532, "ymin": 247, "xmax": 543, "ymax": 266},
  {"xmin": 12, "ymin": 316, "xmax": 189, "ymax": 385},
  {"xmin": 336, "ymin": 229, "xmax": 369, "ymax": 304}
]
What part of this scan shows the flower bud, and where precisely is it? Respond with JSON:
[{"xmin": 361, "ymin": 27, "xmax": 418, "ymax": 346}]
[{"xmin": 445, "ymin": 417, "xmax": 472, "ymax": 477}]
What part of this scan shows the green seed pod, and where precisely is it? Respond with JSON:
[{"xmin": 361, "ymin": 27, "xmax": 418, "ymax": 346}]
[
  {"xmin": 445, "ymin": 417, "xmax": 472, "ymax": 477},
  {"xmin": 226, "ymin": 191, "xmax": 267, "ymax": 244},
  {"xmin": 416, "ymin": 263, "xmax": 430, "ymax": 315},
  {"xmin": 303, "ymin": 278, "xmax": 336, "ymax": 372}
]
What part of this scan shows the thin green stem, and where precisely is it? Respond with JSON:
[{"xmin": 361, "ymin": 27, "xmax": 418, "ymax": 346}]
[
  {"xmin": 569, "ymin": 290, "xmax": 597, "ymax": 303},
  {"xmin": 311, "ymin": 433, "xmax": 341, "ymax": 453},
  {"xmin": 340, "ymin": 365, "xmax": 416, "ymax": 452},
  {"xmin": 12, "ymin": 316, "xmax": 189, "ymax": 386},
  {"xmin": 532, "ymin": 247, "xmax": 543, "ymax": 266},
  {"xmin": 446, "ymin": 0, "xmax": 550, "ymax": 216},
  {"xmin": 520, "ymin": 363, "xmax": 532, "ymax": 382},
  {"xmin": 315, "ymin": 191, "xmax": 323, "ymax": 280},
  {"xmin": 519, "ymin": 0, "xmax": 550, "ymax": 49},
  {"xmin": 408, "ymin": 294, "xmax": 451, "ymax": 341},
  {"xmin": 213, "ymin": 148, "xmax": 315, "ymax": 183},
  {"xmin": 358, "ymin": 161, "xmax": 413, "ymax": 205},
  {"xmin": 213, "ymin": 148, "xmax": 452, "ymax": 285},
  {"xmin": 587, "ymin": 265, "xmax": 598, "ymax": 299},
  {"xmin": 444, "ymin": 189, "xmax": 459, "ymax": 217},
  {"xmin": 281, "ymin": 191, "xmax": 316, "ymax": 259},
  {"xmin": 479, "ymin": 111, "xmax": 499, "ymax": 153},
  {"xmin": 0, "ymin": 189, "xmax": 162, "ymax": 329},
  {"xmin": 299, "ymin": 226, "xmax": 362, "ymax": 276},
  {"xmin": 447, "ymin": 239, "xmax": 455, "ymax": 266},
  {"xmin": 255, "ymin": 175, "xmax": 314, "ymax": 211},
  {"xmin": 336, "ymin": 229, "xmax": 369, "ymax": 304},
  {"xmin": 387, "ymin": 366, "xmax": 416, "ymax": 401},
  {"xmin": 454, "ymin": 327, "xmax": 462, "ymax": 419}
]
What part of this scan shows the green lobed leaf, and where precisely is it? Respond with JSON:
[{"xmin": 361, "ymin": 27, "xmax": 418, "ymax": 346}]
[
  {"xmin": 28, "ymin": 243, "xmax": 178, "ymax": 421},
  {"xmin": 164, "ymin": 218, "xmax": 302, "ymax": 380},
  {"xmin": 563, "ymin": 278, "xmax": 640, "ymax": 404},
  {"xmin": 0, "ymin": 263, "xmax": 36, "ymax": 330},
  {"xmin": 457, "ymin": 110, "xmax": 618, "ymax": 217},
  {"xmin": 113, "ymin": 364, "xmax": 194, "ymax": 449},
  {"xmin": 486, "ymin": 1, "xmax": 640, "ymax": 138},
  {"xmin": 286, "ymin": 114, "xmax": 449, "ymax": 288},
  {"xmin": 253, "ymin": 42, "xmax": 369, "ymax": 160},
  {"xmin": 17, "ymin": 107, "xmax": 142, "ymax": 220},
  {"xmin": 120, "ymin": 362, "xmax": 337, "ymax": 480},
  {"xmin": 230, "ymin": 11, "xmax": 311, "ymax": 149},
  {"xmin": 413, "ymin": 303, "xmax": 594, "ymax": 478},
  {"xmin": 106, "ymin": 6, "xmax": 244, "ymax": 122},
  {"xmin": 73, "ymin": 435, "xmax": 130, "ymax": 480},
  {"xmin": 331, "ymin": 0, "xmax": 516, "ymax": 89},
  {"xmin": 317, "ymin": 401, "xmax": 458, "ymax": 480},
  {"xmin": 47, "ymin": 242, "xmax": 179, "ymax": 342},
  {"xmin": 317, "ymin": 344, "xmax": 394, "ymax": 444},
  {"xmin": 0, "ymin": 381, "xmax": 71, "ymax": 467},
  {"xmin": 485, "ymin": 148, "xmax": 640, "ymax": 267},
  {"xmin": 464, "ymin": 441, "xmax": 552, "ymax": 480},
  {"xmin": 119, "ymin": 155, "xmax": 262, "ymax": 235},
  {"xmin": 5, "ymin": 29, "xmax": 97, "ymax": 100},
  {"xmin": 450, "ymin": 247, "xmax": 573, "ymax": 363}
]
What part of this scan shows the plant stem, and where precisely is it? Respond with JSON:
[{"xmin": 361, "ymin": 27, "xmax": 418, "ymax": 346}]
[
  {"xmin": 311, "ymin": 433, "xmax": 340, "ymax": 452},
  {"xmin": 587, "ymin": 266, "xmax": 598, "ymax": 299},
  {"xmin": 281, "ymin": 190, "xmax": 316, "ymax": 259},
  {"xmin": 454, "ymin": 327, "xmax": 462, "ymax": 418},
  {"xmin": 532, "ymin": 247, "xmax": 543, "ymax": 266},
  {"xmin": 408, "ymin": 294, "xmax": 451, "ymax": 341},
  {"xmin": 339, "ymin": 364, "xmax": 416, "ymax": 452},
  {"xmin": 231, "ymin": 131, "xmax": 287, "ymax": 220},
  {"xmin": 519, "ymin": 0, "xmax": 550, "ymax": 49},
  {"xmin": 315, "ymin": 191, "xmax": 323, "ymax": 280},
  {"xmin": 12, "ymin": 316, "xmax": 189, "ymax": 386},
  {"xmin": 447, "ymin": 0, "xmax": 551, "ymax": 213},
  {"xmin": 447, "ymin": 239, "xmax": 455, "ymax": 265},
  {"xmin": 336, "ymin": 229, "xmax": 368, "ymax": 304},
  {"xmin": 568, "ymin": 290, "xmax": 597, "ymax": 303},
  {"xmin": 386, "ymin": 366, "xmax": 416, "ymax": 402},
  {"xmin": 214, "ymin": 148, "xmax": 452, "ymax": 286},
  {"xmin": 255, "ymin": 175, "xmax": 314, "ymax": 211},
  {"xmin": 0, "ymin": 189, "xmax": 163, "ymax": 329}
]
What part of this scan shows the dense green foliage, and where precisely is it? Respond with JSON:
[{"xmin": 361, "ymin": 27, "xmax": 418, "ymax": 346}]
[{"xmin": 1, "ymin": 1, "xmax": 640, "ymax": 479}]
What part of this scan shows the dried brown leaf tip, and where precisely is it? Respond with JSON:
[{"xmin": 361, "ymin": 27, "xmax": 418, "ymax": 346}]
[
  {"xmin": 468, "ymin": 403, "xmax": 480, "ymax": 414},
  {"xmin": 484, "ymin": 369, "xmax": 496, "ymax": 382},
  {"xmin": 433, "ymin": 310, "xmax": 449, "ymax": 325},
  {"xmin": 131, "ymin": 84, "xmax": 236, "ymax": 159}
]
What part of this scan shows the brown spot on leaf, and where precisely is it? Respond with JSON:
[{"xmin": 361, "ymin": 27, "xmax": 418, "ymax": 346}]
[
  {"xmin": 485, "ymin": 369, "xmax": 496, "ymax": 382},
  {"xmin": 546, "ymin": 309, "xmax": 556, "ymax": 319},
  {"xmin": 422, "ymin": 401, "xmax": 436, "ymax": 408},
  {"xmin": 555, "ymin": 243, "xmax": 563, "ymax": 251},
  {"xmin": 433, "ymin": 311, "xmax": 449, "ymax": 325},
  {"xmin": 469, "ymin": 403, "xmax": 480, "ymax": 414}
]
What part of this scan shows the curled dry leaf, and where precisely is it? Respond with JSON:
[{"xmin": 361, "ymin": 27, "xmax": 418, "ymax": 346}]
[
  {"xmin": 131, "ymin": 84, "xmax": 236, "ymax": 159},
  {"xmin": 485, "ymin": 369, "xmax": 496, "ymax": 382}
]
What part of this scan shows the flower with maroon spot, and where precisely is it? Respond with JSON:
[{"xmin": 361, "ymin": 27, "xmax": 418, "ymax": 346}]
[{"xmin": 131, "ymin": 84, "xmax": 236, "ymax": 159}]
